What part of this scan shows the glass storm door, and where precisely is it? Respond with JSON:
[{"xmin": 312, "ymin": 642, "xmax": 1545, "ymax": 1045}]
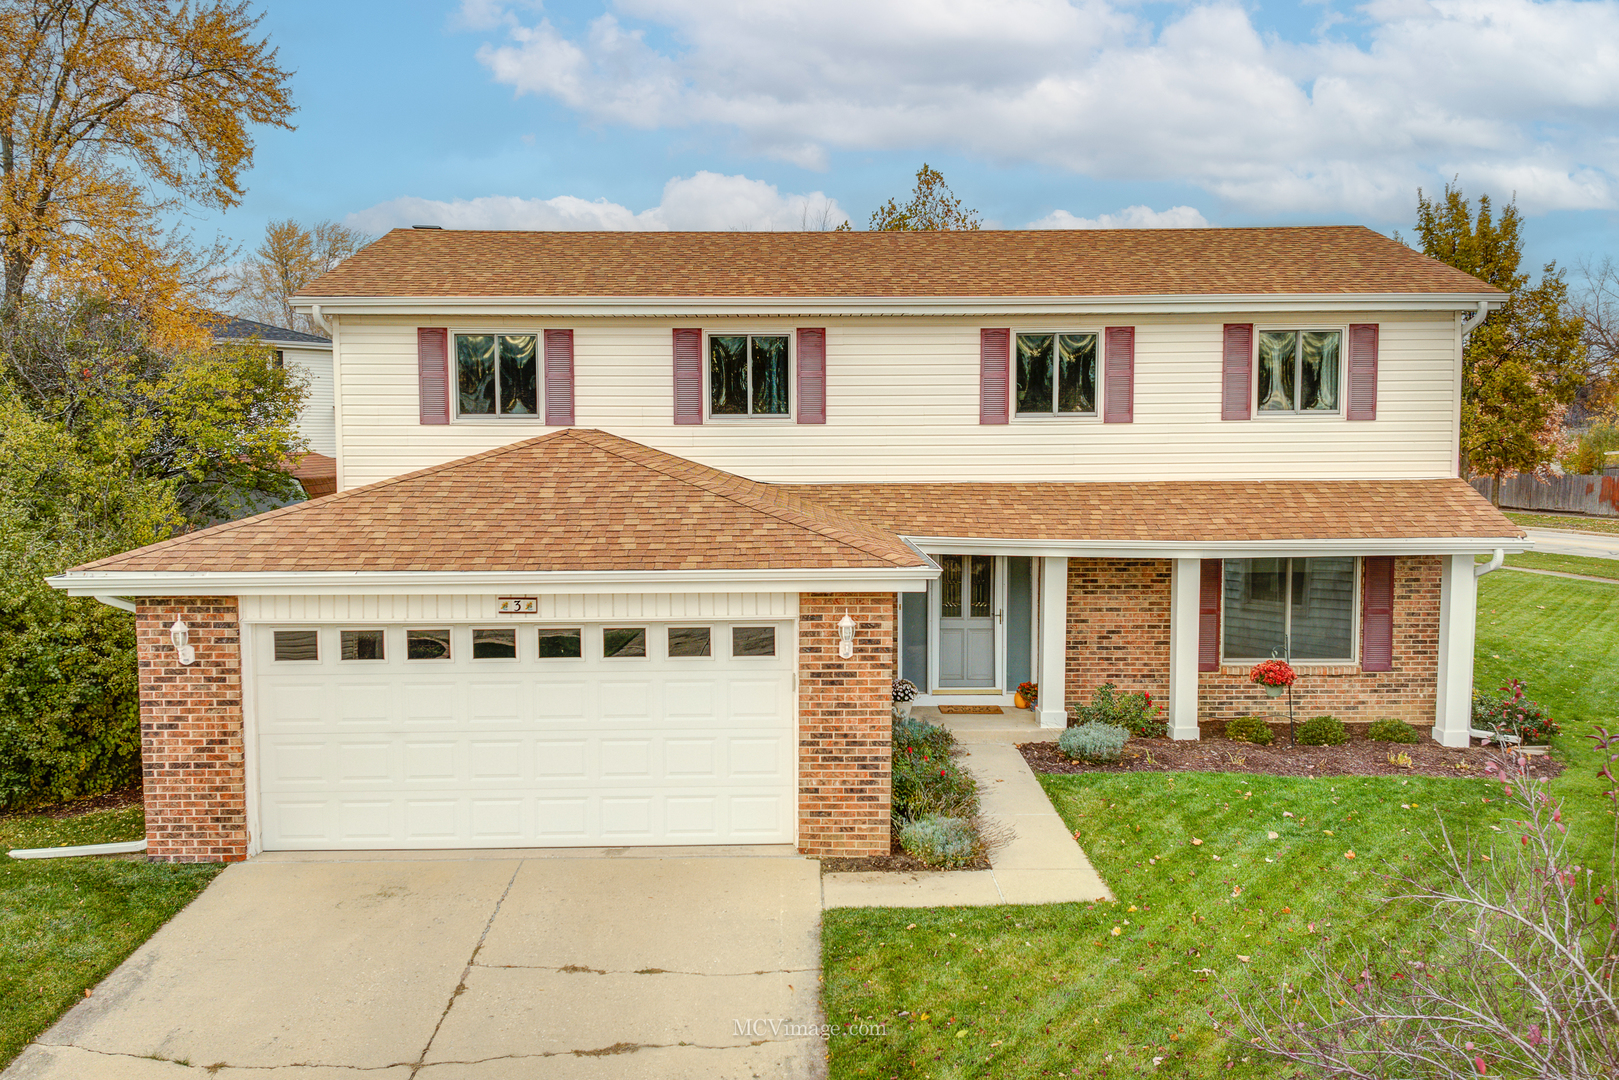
[{"xmin": 937, "ymin": 555, "xmax": 996, "ymax": 688}]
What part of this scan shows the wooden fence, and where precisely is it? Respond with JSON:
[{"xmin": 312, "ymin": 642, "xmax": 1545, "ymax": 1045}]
[{"xmin": 1469, "ymin": 473, "xmax": 1619, "ymax": 517}]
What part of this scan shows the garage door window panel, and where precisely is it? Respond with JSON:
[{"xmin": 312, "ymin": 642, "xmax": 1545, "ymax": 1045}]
[
  {"xmin": 472, "ymin": 628, "xmax": 517, "ymax": 659},
  {"xmin": 537, "ymin": 628, "xmax": 583, "ymax": 659},
  {"xmin": 407, "ymin": 629, "xmax": 452, "ymax": 660},
  {"xmin": 604, "ymin": 627, "xmax": 647, "ymax": 659},
  {"xmin": 273, "ymin": 630, "xmax": 319, "ymax": 662},
  {"xmin": 668, "ymin": 626, "xmax": 712, "ymax": 658},
  {"xmin": 732, "ymin": 626, "xmax": 776, "ymax": 657},
  {"xmin": 340, "ymin": 629, "xmax": 385, "ymax": 661}
]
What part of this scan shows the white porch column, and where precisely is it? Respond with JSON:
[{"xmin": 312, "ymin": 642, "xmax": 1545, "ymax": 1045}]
[
  {"xmin": 1038, "ymin": 557, "xmax": 1068, "ymax": 729},
  {"xmin": 1434, "ymin": 553, "xmax": 1478, "ymax": 747},
  {"xmin": 1168, "ymin": 558, "xmax": 1202, "ymax": 740}
]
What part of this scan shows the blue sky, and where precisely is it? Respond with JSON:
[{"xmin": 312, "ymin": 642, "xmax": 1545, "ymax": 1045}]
[{"xmin": 201, "ymin": 0, "xmax": 1619, "ymax": 277}]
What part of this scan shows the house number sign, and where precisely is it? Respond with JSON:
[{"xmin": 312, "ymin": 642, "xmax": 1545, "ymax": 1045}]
[{"xmin": 497, "ymin": 597, "xmax": 538, "ymax": 614}]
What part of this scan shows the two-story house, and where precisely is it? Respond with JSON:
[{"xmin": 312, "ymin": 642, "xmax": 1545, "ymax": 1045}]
[{"xmin": 52, "ymin": 226, "xmax": 1525, "ymax": 863}]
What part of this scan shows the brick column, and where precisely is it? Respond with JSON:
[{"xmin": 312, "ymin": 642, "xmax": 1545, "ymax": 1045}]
[
  {"xmin": 135, "ymin": 598, "xmax": 248, "ymax": 862},
  {"xmin": 797, "ymin": 592, "xmax": 894, "ymax": 857}
]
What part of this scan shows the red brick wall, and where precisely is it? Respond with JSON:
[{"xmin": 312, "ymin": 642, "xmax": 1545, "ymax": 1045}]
[
  {"xmin": 135, "ymin": 598, "xmax": 248, "ymax": 863},
  {"xmin": 1065, "ymin": 559, "xmax": 1173, "ymax": 709},
  {"xmin": 1199, "ymin": 556, "xmax": 1442, "ymax": 725},
  {"xmin": 1062, "ymin": 557, "xmax": 1442, "ymax": 730},
  {"xmin": 798, "ymin": 592, "xmax": 894, "ymax": 857}
]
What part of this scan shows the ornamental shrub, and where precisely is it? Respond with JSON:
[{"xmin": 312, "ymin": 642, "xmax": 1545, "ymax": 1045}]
[
  {"xmin": 1072, "ymin": 682, "xmax": 1167, "ymax": 738},
  {"xmin": 1297, "ymin": 715, "xmax": 1349, "ymax": 746},
  {"xmin": 893, "ymin": 717, "xmax": 953, "ymax": 759},
  {"xmin": 1224, "ymin": 716, "xmax": 1275, "ymax": 745},
  {"xmin": 1472, "ymin": 680, "xmax": 1561, "ymax": 746},
  {"xmin": 891, "ymin": 720, "xmax": 978, "ymax": 821},
  {"xmin": 1367, "ymin": 718, "xmax": 1420, "ymax": 744},
  {"xmin": 1057, "ymin": 722, "xmax": 1130, "ymax": 762},
  {"xmin": 898, "ymin": 814, "xmax": 983, "ymax": 869}
]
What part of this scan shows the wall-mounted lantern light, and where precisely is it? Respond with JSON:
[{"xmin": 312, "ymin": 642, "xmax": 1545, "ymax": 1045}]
[
  {"xmin": 170, "ymin": 620, "xmax": 196, "ymax": 666},
  {"xmin": 837, "ymin": 614, "xmax": 856, "ymax": 659}
]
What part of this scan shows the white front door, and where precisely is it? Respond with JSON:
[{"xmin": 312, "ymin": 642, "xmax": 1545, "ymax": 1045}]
[
  {"xmin": 937, "ymin": 554, "xmax": 997, "ymax": 687},
  {"xmin": 251, "ymin": 620, "xmax": 795, "ymax": 850}
]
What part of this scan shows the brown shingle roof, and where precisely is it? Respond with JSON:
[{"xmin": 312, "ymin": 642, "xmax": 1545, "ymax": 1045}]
[
  {"xmin": 296, "ymin": 227, "xmax": 1499, "ymax": 300},
  {"xmin": 779, "ymin": 479, "xmax": 1522, "ymax": 543},
  {"xmin": 75, "ymin": 430, "xmax": 927, "ymax": 574}
]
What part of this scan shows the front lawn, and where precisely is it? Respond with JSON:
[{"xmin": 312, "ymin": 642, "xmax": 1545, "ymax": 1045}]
[
  {"xmin": 1478, "ymin": 550, "xmax": 1619, "ymax": 580},
  {"xmin": 1506, "ymin": 510, "xmax": 1619, "ymax": 536},
  {"xmin": 0, "ymin": 805, "xmax": 222, "ymax": 1068},
  {"xmin": 822, "ymin": 570, "xmax": 1619, "ymax": 1079}
]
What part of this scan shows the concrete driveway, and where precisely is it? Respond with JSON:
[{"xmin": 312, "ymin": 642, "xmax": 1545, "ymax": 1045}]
[
  {"xmin": 1523, "ymin": 526, "xmax": 1619, "ymax": 560},
  {"xmin": 5, "ymin": 849, "xmax": 825, "ymax": 1079}
]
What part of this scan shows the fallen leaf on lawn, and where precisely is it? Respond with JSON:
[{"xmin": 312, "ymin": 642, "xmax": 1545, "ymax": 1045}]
[
  {"xmin": 1127, "ymin": 905, "xmax": 1139, "ymax": 911},
  {"xmin": 1111, "ymin": 926, "xmax": 1122, "ymax": 936},
  {"xmin": 956, "ymin": 1029, "xmax": 968, "ymax": 1039},
  {"xmin": 1344, "ymin": 851, "xmax": 1356, "ymax": 860},
  {"xmin": 1212, "ymin": 854, "xmax": 1222, "ymax": 860},
  {"xmin": 1192, "ymin": 838, "xmax": 1203, "ymax": 846},
  {"xmin": 991, "ymin": 1041, "xmax": 1002, "ymax": 1047},
  {"xmin": 1232, "ymin": 885, "xmax": 1243, "ymax": 897},
  {"xmin": 907, "ymin": 923, "xmax": 917, "ymax": 930},
  {"xmin": 1283, "ymin": 811, "xmax": 1294, "ymax": 817},
  {"xmin": 1323, "ymin": 830, "xmax": 1334, "ymax": 836},
  {"xmin": 1237, "ymin": 955, "xmax": 1251, "ymax": 963},
  {"xmin": 1267, "ymin": 831, "xmax": 1279, "ymax": 839},
  {"xmin": 1265, "ymin": 857, "xmax": 1274, "ymax": 863},
  {"xmin": 1280, "ymin": 907, "xmax": 1291, "ymax": 913}
]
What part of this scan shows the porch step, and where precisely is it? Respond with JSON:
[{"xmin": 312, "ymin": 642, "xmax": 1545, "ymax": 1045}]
[{"xmin": 910, "ymin": 705, "xmax": 1060, "ymax": 744}]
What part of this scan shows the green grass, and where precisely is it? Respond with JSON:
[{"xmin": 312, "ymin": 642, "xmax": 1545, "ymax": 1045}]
[
  {"xmin": 822, "ymin": 571, "xmax": 1619, "ymax": 1079},
  {"xmin": 1506, "ymin": 511, "xmax": 1619, "ymax": 536},
  {"xmin": 0, "ymin": 807, "xmax": 222, "ymax": 1069},
  {"xmin": 1476, "ymin": 550, "xmax": 1619, "ymax": 580}
]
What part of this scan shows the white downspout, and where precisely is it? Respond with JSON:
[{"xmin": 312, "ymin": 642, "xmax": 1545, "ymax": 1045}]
[
  {"xmin": 10, "ymin": 839, "xmax": 147, "ymax": 859},
  {"xmin": 92, "ymin": 595, "xmax": 136, "ymax": 613},
  {"xmin": 1460, "ymin": 300, "xmax": 1489, "ymax": 341},
  {"xmin": 1474, "ymin": 548, "xmax": 1505, "ymax": 578}
]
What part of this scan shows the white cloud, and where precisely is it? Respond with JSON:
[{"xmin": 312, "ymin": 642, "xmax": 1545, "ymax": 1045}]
[
  {"xmin": 464, "ymin": 0, "xmax": 1619, "ymax": 217},
  {"xmin": 1028, "ymin": 205, "xmax": 1210, "ymax": 229},
  {"xmin": 346, "ymin": 171, "xmax": 849, "ymax": 233}
]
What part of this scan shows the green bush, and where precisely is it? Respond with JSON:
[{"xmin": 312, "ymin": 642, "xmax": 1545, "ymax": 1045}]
[
  {"xmin": 1224, "ymin": 716, "xmax": 1275, "ymax": 745},
  {"xmin": 1072, "ymin": 682, "xmax": 1167, "ymax": 738},
  {"xmin": 1367, "ymin": 718, "xmax": 1419, "ymax": 743},
  {"xmin": 891, "ymin": 720, "xmax": 978, "ymax": 822},
  {"xmin": 1297, "ymin": 715, "xmax": 1349, "ymax": 746},
  {"xmin": 1472, "ymin": 680, "xmax": 1560, "ymax": 745},
  {"xmin": 1057, "ymin": 722, "xmax": 1129, "ymax": 762},
  {"xmin": 1562, "ymin": 420, "xmax": 1619, "ymax": 475},
  {"xmin": 898, "ymin": 814, "xmax": 983, "ymax": 868}
]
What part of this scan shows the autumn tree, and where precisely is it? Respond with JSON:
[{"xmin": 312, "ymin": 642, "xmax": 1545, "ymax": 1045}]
[
  {"xmin": 0, "ymin": 0, "xmax": 296, "ymax": 330},
  {"xmin": 1573, "ymin": 256, "xmax": 1619, "ymax": 423},
  {"xmin": 1411, "ymin": 185, "xmax": 1586, "ymax": 500},
  {"xmin": 229, "ymin": 218, "xmax": 370, "ymax": 334},
  {"xmin": 867, "ymin": 164, "xmax": 981, "ymax": 231}
]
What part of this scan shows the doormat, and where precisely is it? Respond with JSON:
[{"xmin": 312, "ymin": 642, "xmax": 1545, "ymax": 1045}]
[{"xmin": 937, "ymin": 705, "xmax": 1004, "ymax": 714}]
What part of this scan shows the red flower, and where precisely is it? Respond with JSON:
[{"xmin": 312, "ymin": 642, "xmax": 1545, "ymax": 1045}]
[{"xmin": 1249, "ymin": 659, "xmax": 1297, "ymax": 688}]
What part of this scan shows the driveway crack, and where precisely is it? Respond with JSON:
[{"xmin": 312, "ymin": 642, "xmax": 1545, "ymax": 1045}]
[
  {"xmin": 412, "ymin": 859, "xmax": 523, "ymax": 1076},
  {"xmin": 469, "ymin": 963, "xmax": 819, "ymax": 976}
]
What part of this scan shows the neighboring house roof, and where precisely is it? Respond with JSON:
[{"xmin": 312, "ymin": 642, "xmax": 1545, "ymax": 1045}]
[
  {"xmin": 71, "ymin": 430, "xmax": 929, "ymax": 574},
  {"xmin": 288, "ymin": 452, "xmax": 337, "ymax": 499},
  {"xmin": 291, "ymin": 226, "xmax": 1501, "ymax": 301},
  {"xmin": 208, "ymin": 314, "xmax": 331, "ymax": 346},
  {"xmin": 782, "ymin": 478, "xmax": 1523, "ymax": 544}
]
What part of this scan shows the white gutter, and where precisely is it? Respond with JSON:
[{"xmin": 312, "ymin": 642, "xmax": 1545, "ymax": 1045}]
[
  {"xmin": 10, "ymin": 839, "xmax": 147, "ymax": 860},
  {"xmin": 49, "ymin": 564, "xmax": 940, "ymax": 598},
  {"xmin": 91, "ymin": 594, "xmax": 136, "ymax": 613},
  {"xmin": 291, "ymin": 292, "xmax": 1506, "ymax": 320},
  {"xmin": 1460, "ymin": 299, "xmax": 1490, "ymax": 340},
  {"xmin": 905, "ymin": 535, "xmax": 1532, "ymax": 560},
  {"xmin": 1475, "ymin": 548, "xmax": 1506, "ymax": 577}
]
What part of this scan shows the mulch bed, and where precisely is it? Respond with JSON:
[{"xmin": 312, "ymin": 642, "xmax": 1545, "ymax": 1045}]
[
  {"xmin": 1021, "ymin": 737, "xmax": 1564, "ymax": 781},
  {"xmin": 817, "ymin": 825, "xmax": 991, "ymax": 874},
  {"xmin": 0, "ymin": 786, "xmax": 144, "ymax": 821}
]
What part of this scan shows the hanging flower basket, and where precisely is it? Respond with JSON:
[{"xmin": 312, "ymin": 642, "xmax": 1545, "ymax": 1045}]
[{"xmin": 1250, "ymin": 659, "xmax": 1297, "ymax": 698}]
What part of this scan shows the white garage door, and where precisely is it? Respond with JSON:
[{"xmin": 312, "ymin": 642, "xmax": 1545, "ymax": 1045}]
[{"xmin": 251, "ymin": 620, "xmax": 795, "ymax": 849}]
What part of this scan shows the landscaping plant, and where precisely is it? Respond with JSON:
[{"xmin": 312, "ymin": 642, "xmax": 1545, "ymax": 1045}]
[
  {"xmin": 1297, "ymin": 715, "xmax": 1349, "ymax": 746},
  {"xmin": 1473, "ymin": 679, "xmax": 1561, "ymax": 745},
  {"xmin": 1073, "ymin": 682, "xmax": 1167, "ymax": 738},
  {"xmin": 1224, "ymin": 716, "xmax": 1275, "ymax": 745},
  {"xmin": 891, "ymin": 678, "xmax": 918, "ymax": 704},
  {"xmin": 890, "ymin": 719, "xmax": 978, "ymax": 823},
  {"xmin": 897, "ymin": 814, "xmax": 983, "ymax": 869},
  {"xmin": 1367, "ymin": 717, "xmax": 1420, "ymax": 743},
  {"xmin": 1249, "ymin": 658, "xmax": 1297, "ymax": 690},
  {"xmin": 1057, "ymin": 722, "xmax": 1129, "ymax": 763},
  {"xmin": 1233, "ymin": 740, "xmax": 1619, "ymax": 1079}
]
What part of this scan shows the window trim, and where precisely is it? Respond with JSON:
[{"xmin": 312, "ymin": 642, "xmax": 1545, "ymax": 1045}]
[
  {"xmin": 704, "ymin": 330, "xmax": 795, "ymax": 421},
  {"xmin": 1010, "ymin": 328, "xmax": 1103, "ymax": 420},
  {"xmin": 1251, "ymin": 324, "xmax": 1348, "ymax": 419},
  {"xmin": 1219, "ymin": 556, "xmax": 1361, "ymax": 665},
  {"xmin": 449, "ymin": 329, "xmax": 544, "ymax": 422}
]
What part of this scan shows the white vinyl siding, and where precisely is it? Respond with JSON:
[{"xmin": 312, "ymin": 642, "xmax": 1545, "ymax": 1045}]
[
  {"xmin": 280, "ymin": 346, "xmax": 336, "ymax": 457},
  {"xmin": 330, "ymin": 312, "xmax": 1461, "ymax": 489}
]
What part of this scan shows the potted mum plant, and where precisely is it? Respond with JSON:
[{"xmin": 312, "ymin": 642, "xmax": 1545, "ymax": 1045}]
[
  {"xmin": 1249, "ymin": 659, "xmax": 1296, "ymax": 698},
  {"xmin": 1015, "ymin": 682, "xmax": 1038, "ymax": 710},
  {"xmin": 892, "ymin": 678, "xmax": 918, "ymax": 720}
]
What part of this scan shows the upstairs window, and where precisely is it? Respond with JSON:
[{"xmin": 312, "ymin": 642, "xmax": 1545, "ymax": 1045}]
[
  {"xmin": 457, "ymin": 333, "xmax": 537, "ymax": 416},
  {"xmin": 1016, "ymin": 332, "xmax": 1097, "ymax": 416},
  {"xmin": 1257, "ymin": 330, "xmax": 1341, "ymax": 413},
  {"xmin": 710, "ymin": 334, "xmax": 789, "ymax": 417}
]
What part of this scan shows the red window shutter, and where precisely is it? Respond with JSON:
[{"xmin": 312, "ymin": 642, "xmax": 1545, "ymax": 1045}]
[
  {"xmin": 418, "ymin": 327, "xmax": 449, "ymax": 425},
  {"xmin": 1361, "ymin": 556, "xmax": 1395, "ymax": 672},
  {"xmin": 544, "ymin": 328, "xmax": 574, "ymax": 426},
  {"xmin": 673, "ymin": 328, "xmax": 703, "ymax": 425},
  {"xmin": 1103, "ymin": 326, "xmax": 1135, "ymax": 423},
  {"xmin": 979, "ymin": 328, "xmax": 1010, "ymax": 424},
  {"xmin": 1347, "ymin": 323, "xmax": 1379, "ymax": 421},
  {"xmin": 1222, "ymin": 324, "xmax": 1252, "ymax": 420},
  {"xmin": 796, "ymin": 327, "xmax": 826, "ymax": 424},
  {"xmin": 1198, "ymin": 559, "xmax": 1222, "ymax": 672}
]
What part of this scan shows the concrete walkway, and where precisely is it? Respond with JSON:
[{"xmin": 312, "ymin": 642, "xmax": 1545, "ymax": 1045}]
[
  {"xmin": 822, "ymin": 708, "xmax": 1112, "ymax": 909},
  {"xmin": 5, "ymin": 851, "xmax": 825, "ymax": 1080}
]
